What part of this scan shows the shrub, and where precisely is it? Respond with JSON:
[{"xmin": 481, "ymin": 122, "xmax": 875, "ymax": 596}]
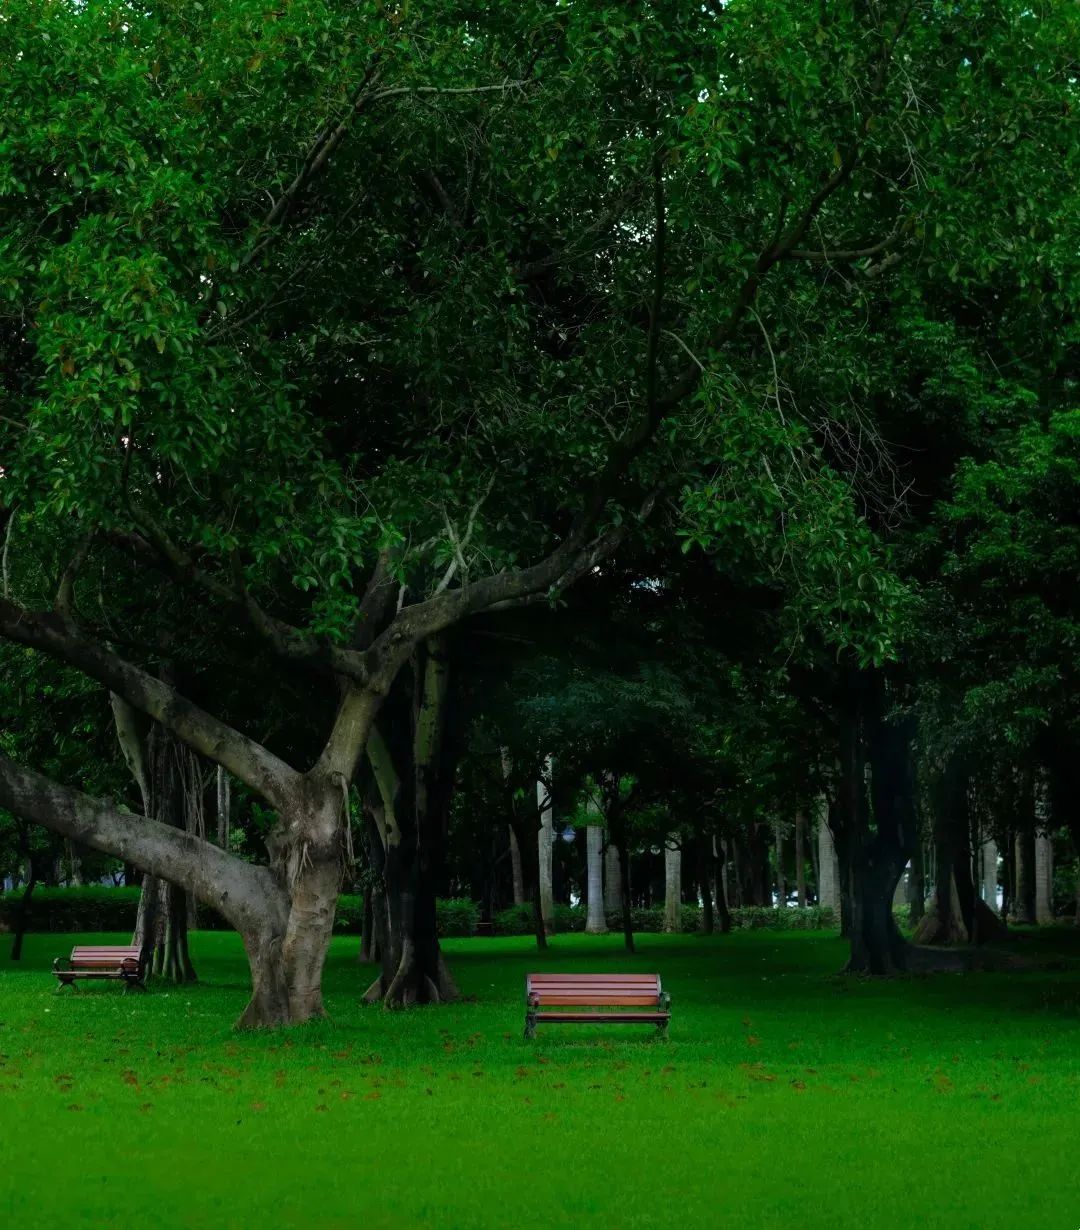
[
  {"xmin": 493, "ymin": 903, "xmax": 535, "ymax": 935},
  {"xmin": 729, "ymin": 905, "xmax": 836, "ymax": 930},
  {"xmin": 437, "ymin": 898, "xmax": 480, "ymax": 937}
]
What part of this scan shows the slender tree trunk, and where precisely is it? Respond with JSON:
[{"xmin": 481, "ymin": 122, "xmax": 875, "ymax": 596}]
[
  {"xmin": 908, "ymin": 840, "xmax": 925, "ymax": 925},
  {"xmin": 604, "ymin": 842, "xmax": 621, "ymax": 914},
  {"xmin": 216, "ymin": 766, "xmax": 231, "ymax": 849},
  {"xmin": 715, "ymin": 839, "xmax": 732, "ymax": 933},
  {"xmin": 537, "ymin": 759, "xmax": 554, "ymax": 935},
  {"xmin": 774, "ymin": 825, "xmax": 786, "ymax": 908},
  {"xmin": 794, "ymin": 811, "xmax": 807, "ymax": 907},
  {"xmin": 509, "ymin": 827, "xmax": 526, "ymax": 906},
  {"xmin": 585, "ymin": 824, "xmax": 607, "ymax": 934},
  {"xmin": 980, "ymin": 837, "xmax": 998, "ymax": 907},
  {"xmin": 618, "ymin": 840, "xmax": 634, "ymax": 953},
  {"xmin": 699, "ymin": 836, "xmax": 716, "ymax": 934},
  {"xmin": 817, "ymin": 811, "xmax": 841, "ymax": 918},
  {"xmin": 358, "ymin": 882, "xmax": 375, "ymax": 963},
  {"xmin": 663, "ymin": 839, "xmax": 681, "ymax": 932},
  {"xmin": 9, "ymin": 827, "xmax": 36, "ymax": 962}
]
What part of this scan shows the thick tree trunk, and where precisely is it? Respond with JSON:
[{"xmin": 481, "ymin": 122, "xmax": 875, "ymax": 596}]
[
  {"xmin": 663, "ymin": 840, "xmax": 681, "ymax": 932},
  {"xmin": 840, "ymin": 671, "xmax": 918, "ymax": 974},
  {"xmin": 9, "ymin": 872, "xmax": 36, "ymax": 962},
  {"xmin": 1013, "ymin": 831, "xmax": 1036, "ymax": 923},
  {"xmin": 585, "ymin": 825, "xmax": 607, "ymax": 934},
  {"xmin": 363, "ymin": 846, "xmax": 457, "ymax": 1007},
  {"xmin": 846, "ymin": 864, "xmax": 908, "ymax": 973},
  {"xmin": 362, "ymin": 641, "xmax": 460, "ymax": 1006}
]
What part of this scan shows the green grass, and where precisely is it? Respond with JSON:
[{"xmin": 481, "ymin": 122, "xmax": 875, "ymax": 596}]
[{"xmin": 2, "ymin": 928, "xmax": 1079, "ymax": 1229}]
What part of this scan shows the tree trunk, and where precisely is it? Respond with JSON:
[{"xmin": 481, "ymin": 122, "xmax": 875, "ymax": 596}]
[
  {"xmin": 618, "ymin": 840, "xmax": 634, "ymax": 953},
  {"xmin": 1014, "ymin": 831, "xmax": 1036, "ymax": 923},
  {"xmin": 9, "ymin": 842, "xmax": 36, "ymax": 963},
  {"xmin": 216, "ymin": 766, "xmax": 231, "ymax": 849},
  {"xmin": 817, "ymin": 811, "xmax": 842, "ymax": 918},
  {"xmin": 698, "ymin": 836, "xmax": 716, "ymax": 934},
  {"xmin": 1035, "ymin": 831, "xmax": 1054, "ymax": 924},
  {"xmin": 908, "ymin": 840, "xmax": 926, "ymax": 925},
  {"xmin": 774, "ymin": 825, "xmax": 786, "ymax": 908},
  {"xmin": 604, "ymin": 842, "xmax": 621, "ymax": 914},
  {"xmin": 537, "ymin": 761, "xmax": 554, "ymax": 935},
  {"xmin": 130, "ymin": 718, "xmax": 204, "ymax": 984},
  {"xmin": 715, "ymin": 839, "xmax": 732, "ymax": 933},
  {"xmin": 358, "ymin": 881, "xmax": 375, "ymax": 963},
  {"xmin": 794, "ymin": 811, "xmax": 807, "ymax": 906},
  {"xmin": 362, "ymin": 643, "xmax": 460, "ymax": 1007},
  {"xmin": 509, "ymin": 826, "xmax": 526, "ymax": 906},
  {"xmin": 585, "ymin": 824, "xmax": 607, "ymax": 934},
  {"xmin": 663, "ymin": 839, "xmax": 681, "ymax": 932},
  {"xmin": 841, "ymin": 671, "xmax": 916, "ymax": 974},
  {"xmin": 980, "ymin": 837, "xmax": 998, "ymax": 907}
]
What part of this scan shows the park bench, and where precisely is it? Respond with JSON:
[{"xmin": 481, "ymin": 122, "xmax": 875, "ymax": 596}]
[
  {"xmin": 52, "ymin": 945, "xmax": 146, "ymax": 992},
  {"xmin": 524, "ymin": 972, "xmax": 670, "ymax": 1039}
]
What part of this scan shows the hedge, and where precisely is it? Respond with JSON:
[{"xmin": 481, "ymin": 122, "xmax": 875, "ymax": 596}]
[
  {"xmin": 0, "ymin": 887, "xmax": 480, "ymax": 939},
  {"xmin": 0, "ymin": 888, "xmax": 833, "ymax": 937}
]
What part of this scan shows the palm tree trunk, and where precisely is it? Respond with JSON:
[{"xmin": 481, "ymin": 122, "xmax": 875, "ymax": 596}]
[
  {"xmin": 585, "ymin": 824, "xmax": 607, "ymax": 933},
  {"xmin": 663, "ymin": 839, "xmax": 681, "ymax": 932}
]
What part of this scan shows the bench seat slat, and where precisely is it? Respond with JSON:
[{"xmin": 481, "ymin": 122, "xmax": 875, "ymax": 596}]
[{"xmin": 534, "ymin": 1012, "xmax": 670, "ymax": 1023}]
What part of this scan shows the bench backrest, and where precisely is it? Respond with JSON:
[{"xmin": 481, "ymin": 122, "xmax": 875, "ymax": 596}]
[
  {"xmin": 527, "ymin": 972, "xmax": 661, "ymax": 1006},
  {"xmin": 70, "ymin": 946, "xmax": 142, "ymax": 970}
]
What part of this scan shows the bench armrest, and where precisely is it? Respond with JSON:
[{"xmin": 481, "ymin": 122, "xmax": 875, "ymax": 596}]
[
  {"xmin": 53, "ymin": 956, "xmax": 72, "ymax": 973},
  {"xmin": 658, "ymin": 991, "xmax": 671, "ymax": 1011}
]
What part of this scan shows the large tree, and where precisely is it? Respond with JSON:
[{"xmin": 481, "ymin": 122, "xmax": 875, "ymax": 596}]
[{"xmin": 0, "ymin": 0, "xmax": 1051, "ymax": 1024}]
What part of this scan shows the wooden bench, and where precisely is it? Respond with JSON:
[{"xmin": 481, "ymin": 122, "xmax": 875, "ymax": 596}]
[
  {"xmin": 53, "ymin": 945, "xmax": 146, "ymax": 992},
  {"xmin": 525, "ymin": 972, "xmax": 670, "ymax": 1039}
]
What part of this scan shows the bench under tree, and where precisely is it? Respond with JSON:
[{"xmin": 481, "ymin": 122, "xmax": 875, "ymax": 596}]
[
  {"xmin": 53, "ymin": 945, "xmax": 147, "ymax": 992},
  {"xmin": 525, "ymin": 972, "xmax": 670, "ymax": 1039}
]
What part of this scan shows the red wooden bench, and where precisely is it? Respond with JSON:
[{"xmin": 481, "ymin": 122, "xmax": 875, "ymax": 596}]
[
  {"xmin": 525, "ymin": 972, "xmax": 670, "ymax": 1039},
  {"xmin": 53, "ymin": 945, "xmax": 146, "ymax": 992}
]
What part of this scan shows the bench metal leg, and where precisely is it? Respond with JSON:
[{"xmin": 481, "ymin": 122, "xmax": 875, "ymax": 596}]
[
  {"xmin": 524, "ymin": 1013, "xmax": 537, "ymax": 1040},
  {"xmin": 122, "ymin": 980, "xmax": 148, "ymax": 994}
]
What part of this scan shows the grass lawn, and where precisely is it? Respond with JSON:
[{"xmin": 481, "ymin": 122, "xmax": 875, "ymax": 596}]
[{"xmin": 1, "ymin": 927, "xmax": 1079, "ymax": 1229}]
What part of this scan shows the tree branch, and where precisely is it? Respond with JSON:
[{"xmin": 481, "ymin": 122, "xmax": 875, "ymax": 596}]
[
  {"xmin": 0, "ymin": 753, "xmax": 287, "ymax": 937},
  {"xmin": 0, "ymin": 598, "xmax": 301, "ymax": 810}
]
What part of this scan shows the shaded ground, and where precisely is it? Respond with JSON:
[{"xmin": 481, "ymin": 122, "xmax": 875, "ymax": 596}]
[{"xmin": 1, "ymin": 928, "xmax": 1078, "ymax": 1229}]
